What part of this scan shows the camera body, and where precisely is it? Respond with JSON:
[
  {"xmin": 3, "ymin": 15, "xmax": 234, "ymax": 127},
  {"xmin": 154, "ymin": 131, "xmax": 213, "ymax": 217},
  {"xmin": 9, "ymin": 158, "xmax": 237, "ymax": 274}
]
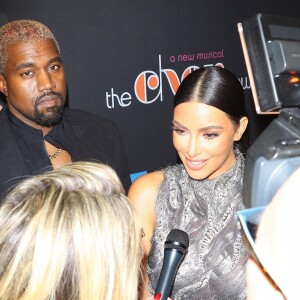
[
  {"xmin": 238, "ymin": 13, "xmax": 300, "ymax": 207},
  {"xmin": 243, "ymin": 108, "xmax": 300, "ymax": 207}
]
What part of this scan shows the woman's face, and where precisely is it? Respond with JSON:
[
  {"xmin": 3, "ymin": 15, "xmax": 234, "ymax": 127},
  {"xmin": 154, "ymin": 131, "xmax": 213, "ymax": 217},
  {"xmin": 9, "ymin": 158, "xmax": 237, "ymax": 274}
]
[{"xmin": 173, "ymin": 102, "xmax": 243, "ymax": 180}]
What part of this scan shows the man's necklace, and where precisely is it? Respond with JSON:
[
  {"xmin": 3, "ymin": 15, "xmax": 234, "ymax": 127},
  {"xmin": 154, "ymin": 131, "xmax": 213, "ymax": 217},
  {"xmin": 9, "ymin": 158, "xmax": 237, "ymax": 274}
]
[{"xmin": 48, "ymin": 148, "xmax": 62, "ymax": 160}]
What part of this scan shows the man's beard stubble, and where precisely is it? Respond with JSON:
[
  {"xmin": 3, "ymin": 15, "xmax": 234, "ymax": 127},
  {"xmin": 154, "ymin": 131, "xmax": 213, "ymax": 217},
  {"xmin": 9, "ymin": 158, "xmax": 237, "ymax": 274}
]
[{"xmin": 33, "ymin": 91, "xmax": 65, "ymax": 127}]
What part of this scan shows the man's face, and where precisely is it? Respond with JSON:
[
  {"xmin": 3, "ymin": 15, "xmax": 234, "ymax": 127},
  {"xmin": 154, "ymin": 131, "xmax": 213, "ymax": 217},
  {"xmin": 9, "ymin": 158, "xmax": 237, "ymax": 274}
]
[{"xmin": 0, "ymin": 39, "xmax": 66, "ymax": 128}]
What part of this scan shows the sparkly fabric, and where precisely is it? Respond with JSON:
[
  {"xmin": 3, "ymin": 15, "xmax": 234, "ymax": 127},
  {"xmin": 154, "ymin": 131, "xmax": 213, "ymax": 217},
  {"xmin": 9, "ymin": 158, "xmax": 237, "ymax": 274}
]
[{"xmin": 147, "ymin": 150, "xmax": 248, "ymax": 299}]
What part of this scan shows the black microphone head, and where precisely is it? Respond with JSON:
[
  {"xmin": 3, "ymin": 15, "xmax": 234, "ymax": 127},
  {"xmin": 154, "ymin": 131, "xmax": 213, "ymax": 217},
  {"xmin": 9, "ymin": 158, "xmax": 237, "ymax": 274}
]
[{"xmin": 164, "ymin": 229, "xmax": 189, "ymax": 254}]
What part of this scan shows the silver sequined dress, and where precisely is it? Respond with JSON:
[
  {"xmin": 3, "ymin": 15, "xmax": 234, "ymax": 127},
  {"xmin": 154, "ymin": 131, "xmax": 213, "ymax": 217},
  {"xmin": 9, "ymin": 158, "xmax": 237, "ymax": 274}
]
[{"xmin": 147, "ymin": 150, "xmax": 248, "ymax": 299}]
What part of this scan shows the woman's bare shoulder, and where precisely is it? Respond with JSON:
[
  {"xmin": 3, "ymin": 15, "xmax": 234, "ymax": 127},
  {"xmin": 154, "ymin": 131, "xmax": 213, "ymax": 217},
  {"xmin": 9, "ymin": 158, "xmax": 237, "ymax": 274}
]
[
  {"xmin": 128, "ymin": 170, "xmax": 164, "ymax": 202},
  {"xmin": 128, "ymin": 171, "xmax": 165, "ymax": 257}
]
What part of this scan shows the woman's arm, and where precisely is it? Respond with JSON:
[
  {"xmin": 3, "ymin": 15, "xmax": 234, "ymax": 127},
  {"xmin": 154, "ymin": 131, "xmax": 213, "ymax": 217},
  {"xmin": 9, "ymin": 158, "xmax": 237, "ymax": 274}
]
[{"xmin": 128, "ymin": 171, "xmax": 164, "ymax": 300}]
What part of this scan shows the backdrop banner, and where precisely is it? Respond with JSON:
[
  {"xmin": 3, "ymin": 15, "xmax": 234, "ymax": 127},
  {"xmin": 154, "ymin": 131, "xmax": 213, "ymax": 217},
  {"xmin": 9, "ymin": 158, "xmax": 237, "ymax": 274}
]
[{"xmin": 1, "ymin": 1, "xmax": 299, "ymax": 180}]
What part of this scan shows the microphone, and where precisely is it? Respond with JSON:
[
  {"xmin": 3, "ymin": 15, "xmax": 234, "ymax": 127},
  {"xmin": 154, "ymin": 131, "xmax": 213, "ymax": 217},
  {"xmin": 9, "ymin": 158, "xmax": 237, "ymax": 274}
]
[{"xmin": 154, "ymin": 229, "xmax": 189, "ymax": 300}]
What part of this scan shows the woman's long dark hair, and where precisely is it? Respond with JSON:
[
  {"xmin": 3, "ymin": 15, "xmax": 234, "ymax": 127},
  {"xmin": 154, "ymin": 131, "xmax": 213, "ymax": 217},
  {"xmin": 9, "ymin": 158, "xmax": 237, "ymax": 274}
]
[{"xmin": 174, "ymin": 66, "xmax": 249, "ymax": 153}]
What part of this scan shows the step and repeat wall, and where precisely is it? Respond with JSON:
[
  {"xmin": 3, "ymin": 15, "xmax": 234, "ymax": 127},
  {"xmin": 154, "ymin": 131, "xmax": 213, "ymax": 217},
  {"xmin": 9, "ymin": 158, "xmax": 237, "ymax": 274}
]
[{"xmin": 1, "ymin": 1, "xmax": 300, "ymax": 181}]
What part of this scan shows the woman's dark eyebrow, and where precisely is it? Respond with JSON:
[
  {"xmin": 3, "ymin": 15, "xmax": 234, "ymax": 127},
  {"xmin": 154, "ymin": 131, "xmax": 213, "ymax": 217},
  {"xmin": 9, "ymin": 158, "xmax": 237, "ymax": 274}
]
[
  {"xmin": 172, "ymin": 120, "xmax": 188, "ymax": 130},
  {"xmin": 172, "ymin": 120, "xmax": 223, "ymax": 131}
]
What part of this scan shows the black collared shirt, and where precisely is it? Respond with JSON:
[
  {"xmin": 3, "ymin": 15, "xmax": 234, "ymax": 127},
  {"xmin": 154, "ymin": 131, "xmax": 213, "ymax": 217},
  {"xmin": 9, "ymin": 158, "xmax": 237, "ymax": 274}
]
[
  {"xmin": 8, "ymin": 109, "xmax": 67, "ymax": 175},
  {"xmin": 0, "ymin": 106, "xmax": 131, "ymax": 199}
]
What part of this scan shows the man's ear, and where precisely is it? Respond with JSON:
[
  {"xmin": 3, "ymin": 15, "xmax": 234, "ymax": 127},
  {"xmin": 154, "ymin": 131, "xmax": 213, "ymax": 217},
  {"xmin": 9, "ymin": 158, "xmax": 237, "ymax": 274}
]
[
  {"xmin": 0, "ymin": 74, "xmax": 8, "ymax": 97},
  {"xmin": 234, "ymin": 116, "xmax": 248, "ymax": 141}
]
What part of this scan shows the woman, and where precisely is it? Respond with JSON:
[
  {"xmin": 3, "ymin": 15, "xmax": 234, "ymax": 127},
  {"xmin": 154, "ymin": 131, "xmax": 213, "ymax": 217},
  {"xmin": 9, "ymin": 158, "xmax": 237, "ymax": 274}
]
[
  {"xmin": 129, "ymin": 66, "xmax": 249, "ymax": 299},
  {"xmin": 0, "ymin": 161, "xmax": 141, "ymax": 300}
]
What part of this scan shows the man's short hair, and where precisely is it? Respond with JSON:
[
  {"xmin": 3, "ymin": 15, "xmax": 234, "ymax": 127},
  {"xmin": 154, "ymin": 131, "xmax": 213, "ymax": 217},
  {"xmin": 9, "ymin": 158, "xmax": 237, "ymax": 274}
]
[{"xmin": 0, "ymin": 20, "xmax": 60, "ymax": 75}]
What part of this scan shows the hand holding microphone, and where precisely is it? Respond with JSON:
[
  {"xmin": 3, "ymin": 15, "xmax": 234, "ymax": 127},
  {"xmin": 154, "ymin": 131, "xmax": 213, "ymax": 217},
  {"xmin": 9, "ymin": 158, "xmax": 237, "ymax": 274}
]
[{"xmin": 154, "ymin": 229, "xmax": 189, "ymax": 300}]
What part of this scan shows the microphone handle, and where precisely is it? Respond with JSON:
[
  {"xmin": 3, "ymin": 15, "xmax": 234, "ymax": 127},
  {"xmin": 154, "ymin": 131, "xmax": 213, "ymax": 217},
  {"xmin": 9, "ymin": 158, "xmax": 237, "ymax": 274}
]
[{"xmin": 155, "ymin": 248, "xmax": 184, "ymax": 300}]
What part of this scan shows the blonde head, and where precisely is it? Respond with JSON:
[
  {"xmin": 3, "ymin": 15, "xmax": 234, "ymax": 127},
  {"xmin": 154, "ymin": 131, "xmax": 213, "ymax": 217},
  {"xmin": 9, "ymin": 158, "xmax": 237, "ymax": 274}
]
[
  {"xmin": 0, "ymin": 20, "xmax": 60, "ymax": 75},
  {"xmin": 0, "ymin": 161, "xmax": 141, "ymax": 300}
]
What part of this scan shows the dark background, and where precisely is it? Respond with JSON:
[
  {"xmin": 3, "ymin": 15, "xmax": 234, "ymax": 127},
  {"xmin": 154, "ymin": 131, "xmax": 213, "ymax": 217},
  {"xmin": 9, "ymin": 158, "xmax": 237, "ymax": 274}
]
[{"xmin": 1, "ymin": 1, "xmax": 299, "ymax": 180}]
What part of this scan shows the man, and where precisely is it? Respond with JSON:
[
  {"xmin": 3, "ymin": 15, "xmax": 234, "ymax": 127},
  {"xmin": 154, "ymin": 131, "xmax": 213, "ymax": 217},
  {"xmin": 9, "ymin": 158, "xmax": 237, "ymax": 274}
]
[{"xmin": 0, "ymin": 20, "xmax": 131, "ymax": 199}]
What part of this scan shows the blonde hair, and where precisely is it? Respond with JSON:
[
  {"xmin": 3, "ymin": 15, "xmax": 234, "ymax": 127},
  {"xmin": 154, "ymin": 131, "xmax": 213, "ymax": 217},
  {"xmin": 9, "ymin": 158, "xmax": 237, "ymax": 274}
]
[
  {"xmin": 0, "ymin": 20, "xmax": 60, "ymax": 75},
  {"xmin": 0, "ymin": 161, "xmax": 141, "ymax": 300}
]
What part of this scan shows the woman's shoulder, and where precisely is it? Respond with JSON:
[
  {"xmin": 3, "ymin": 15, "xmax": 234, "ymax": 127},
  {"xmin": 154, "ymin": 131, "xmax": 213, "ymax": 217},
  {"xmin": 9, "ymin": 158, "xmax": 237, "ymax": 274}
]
[
  {"xmin": 128, "ymin": 164, "xmax": 184, "ymax": 197},
  {"xmin": 128, "ymin": 170, "xmax": 164, "ymax": 202},
  {"xmin": 128, "ymin": 164, "xmax": 185, "ymax": 204},
  {"xmin": 128, "ymin": 171, "xmax": 165, "ymax": 257}
]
